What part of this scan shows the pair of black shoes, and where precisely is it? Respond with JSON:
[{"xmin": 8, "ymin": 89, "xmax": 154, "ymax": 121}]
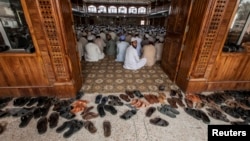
[
  {"xmin": 36, "ymin": 112, "xmax": 60, "ymax": 134},
  {"xmin": 97, "ymin": 104, "xmax": 117, "ymax": 117},
  {"xmin": 56, "ymin": 119, "xmax": 84, "ymax": 138}
]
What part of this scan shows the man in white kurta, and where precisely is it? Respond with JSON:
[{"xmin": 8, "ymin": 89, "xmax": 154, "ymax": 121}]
[
  {"xmin": 123, "ymin": 37, "xmax": 147, "ymax": 70},
  {"xmin": 115, "ymin": 35, "xmax": 129, "ymax": 62},
  {"xmin": 84, "ymin": 35, "xmax": 105, "ymax": 62}
]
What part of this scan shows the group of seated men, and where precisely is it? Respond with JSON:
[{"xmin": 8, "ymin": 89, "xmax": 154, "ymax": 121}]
[{"xmin": 76, "ymin": 25, "xmax": 165, "ymax": 70}]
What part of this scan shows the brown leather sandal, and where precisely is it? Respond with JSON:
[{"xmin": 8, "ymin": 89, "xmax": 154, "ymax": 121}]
[{"xmin": 103, "ymin": 120, "xmax": 111, "ymax": 137}]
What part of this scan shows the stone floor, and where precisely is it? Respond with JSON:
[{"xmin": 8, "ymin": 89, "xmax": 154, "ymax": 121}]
[{"xmin": 0, "ymin": 90, "xmax": 242, "ymax": 141}]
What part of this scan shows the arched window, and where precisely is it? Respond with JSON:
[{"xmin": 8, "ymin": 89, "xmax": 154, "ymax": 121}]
[
  {"xmin": 108, "ymin": 6, "xmax": 117, "ymax": 13},
  {"xmin": 98, "ymin": 5, "xmax": 107, "ymax": 13},
  {"xmin": 88, "ymin": 5, "xmax": 97, "ymax": 13},
  {"xmin": 138, "ymin": 7, "xmax": 146, "ymax": 14},
  {"xmin": 128, "ymin": 7, "xmax": 137, "ymax": 14},
  {"xmin": 118, "ymin": 6, "xmax": 127, "ymax": 14}
]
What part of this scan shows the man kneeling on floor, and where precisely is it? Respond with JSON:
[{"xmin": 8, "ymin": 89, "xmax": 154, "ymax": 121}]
[{"xmin": 123, "ymin": 37, "xmax": 147, "ymax": 70}]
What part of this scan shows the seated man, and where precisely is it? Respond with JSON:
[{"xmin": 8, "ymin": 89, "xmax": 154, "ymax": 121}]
[
  {"xmin": 84, "ymin": 35, "xmax": 105, "ymax": 62},
  {"xmin": 123, "ymin": 37, "xmax": 147, "ymax": 70},
  {"xmin": 115, "ymin": 35, "xmax": 129, "ymax": 62},
  {"xmin": 141, "ymin": 37, "xmax": 156, "ymax": 67}
]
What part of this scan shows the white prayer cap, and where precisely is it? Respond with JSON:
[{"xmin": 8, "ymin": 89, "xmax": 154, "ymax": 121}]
[
  {"xmin": 131, "ymin": 37, "xmax": 137, "ymax": 42},
  {"xmin": 87, "ymin": 35, "xmax": 94, "ymax": 40},
  {"xmin": 148, "ymin": 37, "xmax": 155, "ymax": 42},
  {"xmin": 145, "ymin": 34, "xmax": 150, "ymax": 38}
]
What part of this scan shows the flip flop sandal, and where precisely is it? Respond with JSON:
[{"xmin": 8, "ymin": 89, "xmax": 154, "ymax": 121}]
[
  {"xmin": 19, "ymin": 111, "xmax": 33, "ymax": 128},
  {"xmin": 97, "ymin": 104, "xmax": 106, "ymax": 117},
  {"xmin": 95, "ymin": 94, "xmax": 103, "ymax": 104},
  {"xmin": 84, "ymin": 121, "xmax": 97, "ymax": 134},
  {"xmin": 150, "ymin": 117, "xmax": 169, "ymax": 127},
  {"xmin": 119, "ymin": 94, "xmax": 130, "ymax": 102},
  {"xmin": 81, "ymin": 106, "xmax": 94, "ymax": 115},
  {"xmin": 221, "ymin": 105, "xmax": 240, "ymax": 118},
  {"xmin": 82, "ymin": 112, "xmax": 99, "ymax": 120},
  {"xmin": 103, "ymin": 120, "xmax": 111, "ymax": 137},
  {"xmin": 108, "ymin": 100, "xmax": 123, "ymax": 106},
  {"xmin": 125, "ymin": 90, "xmax": 134, "ymax": 98},
  {"xmin": 157, "ymin": 106, "xmax": 176, "ymax": 118},
  {"xmin": 162, "ymin": 104, "xmax": 180, "ymax": 114},
  {"xmin": 185, "ymin": 98, "xmax": 193, "ymax": 108},
  {"xmin": 48, "ymin": 112, "xmax": 59, "ymax": 128},
  {"xmin": 0, "ymin": 110, "xmax": 10, "ymax": 118},
  {"xmin": 167, "ymin": 98, "xmax": 178, "ymax": 108},
  {"xmin": 101, "ymin": 97, "xmax": 109, "ymax": 104},
  {"xmin": 37, "ymin": 117, "xmax": 48, "ymax": 134},
  {"xmin": 120, "ymin": 110, "xmax": 137, "ymax": 120},
  {"xmin": 13, "ymin": 97, "xmax": 31, "ymax": 107},
  {"xmin": 60, "ymin": 111, "xmax": 76, "ymax": 120},
  {"xmin": 26, "ymin": 97, "xmax": 38, "ymax": 107},
  {"xmin": 0, "ymin": 97, "xmax": 12, "ymax": 105},
  {"xmin": 0, "ymin": 122, "xmax": 7, "ymax": 134},
  {"xmin": 133, "ymin": 90, "xmax": 144, "ymax": 98},
  {"xmin": 206, "ymin": 108, "xmax": 229, "ymax": 122},
  {"xmin": 184, "ymin": 108, "xmax": 201, "ymax": 120},
  {"xmin": 108, "ymin": 95, "xmax": 121, "ymax": 102},
  {"xmin": 125, "ymin": 104, "xmax": 137, "ymax": 111},
  {"xmin": 146, "ymin": 107, "xmax": 156, "ymax": 117},
  {"xmin": 196, "ymin": 109, "xmax": 210, "ymax": 124},
  {"xmin": 12, "ymin": 108, "xmax": 31, "ymax": 117},
  {"xmin": 104, "ymin": 105, "xmax": 117, "ymax": 115},
  {"xmin": 56, "ymin": 120, "xmax": 73, "ymax": 133},
  {"xmin": 63, "ymin": 120, "xmax": 84, "ymax": 138},
  {"xmin": 173, "ymin": 98, "xmax": 185, "ymax": 107}
]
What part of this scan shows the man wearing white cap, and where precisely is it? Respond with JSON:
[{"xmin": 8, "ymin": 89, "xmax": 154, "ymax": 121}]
[
  {"xmin": 116, "ymin": 35, "xmax": 129, "ymax": 62},
  {"xmin": 123, "ymin": 37, "xmax": 147, "ymax": 70},
  {"xmin": 84, "ymin": 35, "xmax": 105, "ymax": 62}
]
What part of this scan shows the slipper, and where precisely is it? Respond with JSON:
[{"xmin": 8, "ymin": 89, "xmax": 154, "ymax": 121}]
[
  {"xmin": 48, "ymin": 112, "xmax": 59, "ymax": 128},
  {"xmin": 108, "ymin": 95, "xmax": 121, "ymax": 102},
  {"xmin": 173, "ymin": 98, "xmax": 185, "ymax": 107},
  {"xmin": 37, "ymin": 117, "xmax": 48, "ymax": 134},
  {"xmin": 184, "ymin": 108, "xmax": 202, "ymax": 121},
  {"xmin": 19, "ymin": 111, "xmax": 33, "ymax": 128},
  {"xmin": 26, "ymin": 97, "xmax": 38, "ymax": 107},
  {"xmin": 0, "ymin": 109, "xmax": 10, "ymax": 118},
  {"xmin": 101, "ymin": 97, "xmax": 108, "ymax": 104},
  {"xmin": 119, "ymin": 94, "xmax": 130, "ymax": 102},
  {"xmin": 63, "ymin": 120, "xmax": 83, "ymax": 138},
  {"xmin": 221, "ymin": 105, "xmax": 240, "ymax": 118},
  {"xmin": 146, "ymin": 107, "xmax": 156, "ymax": 117},
  {"xmin": 196, "ymin": 109, "xmax": 210, "ymax": 124},
  {"xmin": 206, "ymin": 108, "xmax": 229, "ymax": 122},
  {"xmin": 12, "ymin": 108, "xmax": 32, "ymax": 117},
  {"xmin": 167, "ymin": 98, "xmax": 178, "ymax": 108},
  {"xmin": 120, "ymin": 110, "xmax": 137, "ymax": 120},
  {"xmin": 0, "ymin": 122, "xmax": 7, "ymax": 134},
  {"xmin": 80, "ymin": 106, "xmax": 94, "ymax": 115},
  {"xmin": 157, "ymin": 106, "xmax": 176, "ymax": 118},
  {"xmin": 95, "ymin": 94, "xmax": 102, "ymax": 104},
  {"xmin": 103, "ymin": 120, "xmax": 111, "ymax": 137},
  {"xmin": 133, "ymin": 90, "xmax": 143, "ymax": 98},
  {"xmin": 150, "ymin": 117, "xmax": 169, "ymax": 127},
  {"xmin": 14, "ymin": 97, "xmax": 31, "ymax": 107},
  {"xmin": 82, "ymin": 112, "xmax": 99, "ymax": 120},
  {"xmin": 104, "ymin": 105, "xmax": 117, "ymax": 115},
  {"xmin": 185, "ymin": 98, "xmax": 193, "ymax": 108},
  {"xmin": 56, "ymin": 120, "xmax": 73, "ymax": 133},
  {"xmin": 108, "ymin": 100, "xmax": 123, "ymax": 106},
  {"xmin": 162, "ymin": 104, "xmax": 180, "ymax": 114},
  {"xmin": 84, "ymin": 121, "xmax": 97, "ymax": 134},
  {"xmin": 97, "ymin": 104, "xmax": 106, "ymax": 117},
  {"xmin": 125, "ymin": 90, "xmax": 134, "ymax": 98}
]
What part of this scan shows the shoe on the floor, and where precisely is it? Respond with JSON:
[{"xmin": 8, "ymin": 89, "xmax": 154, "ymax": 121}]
[
  {"xmin": 48, "ymin": 112, "xmax": 59, "ymax": 128},
  {"xmin": 84, "ymin": 121, "xmax": 97, "ymax": 134},
  {"xmin": 120, "ymin": 110, "xmax": 136, "ymax": 120},
  {"xmin": 19, "ymin": 111, "xmax": 33, "ymax": 128},
  {"xmin": 97, "ymin": 104, "xmax": 106, "ymax": 117},
  {"xmin": 150, "ymin": 117, "xmax": 169, "ymax": 127},
  {"xmin": 37, "ymin": 117, "xmax": 48, "ymax": 134},
  {"xmin": 63, "ymin": 120, "xmax": 83, "ymax": 138},
  {"xmin": 95, "ymin": 94, "xmax": 102, "ymax": 104},
  {"xmin": 104, "ymin": 105, "xmax": 117, "ymax": 115},
  {"xmin": 103, "ymin": 120, "xmax": 111, "ymax": 137},
  {"xmin": 145, "ymin": 107, "xmax": 156, "ymax": 117}
]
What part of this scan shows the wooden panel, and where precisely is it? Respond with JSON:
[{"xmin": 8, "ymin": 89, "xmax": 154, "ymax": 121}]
[
  {"xmin": 0, "ymin": 56, "xmax": 49, "ymax": 86},
  {"xmin": 161, "ymin": 34, "xmax": 182, "ymax": 81},
  {"xmin": 190, "ymin": 0, "xmax": 229, "ymax": 78},
  {"xmin": 210, "ymin": 53, "xmax": 250, "ymax": 81},
  {"xmin": 176, "ymin": 0, "xmax": 211, "ymax": 90},
  {"xmin": 54, "ymin": 0, "xmax": 82, "ymax": 89}
]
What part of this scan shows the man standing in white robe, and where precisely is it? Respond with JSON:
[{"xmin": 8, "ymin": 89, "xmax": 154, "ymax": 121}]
[{"xmin": 123, "ymin": 37, "xmax": 147, "ymax": 70}]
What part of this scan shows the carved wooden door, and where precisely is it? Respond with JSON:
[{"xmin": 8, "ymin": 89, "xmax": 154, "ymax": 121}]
[{"xmin": 161, "ymin": 0, "xmax": 192, "ymax": 81}]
